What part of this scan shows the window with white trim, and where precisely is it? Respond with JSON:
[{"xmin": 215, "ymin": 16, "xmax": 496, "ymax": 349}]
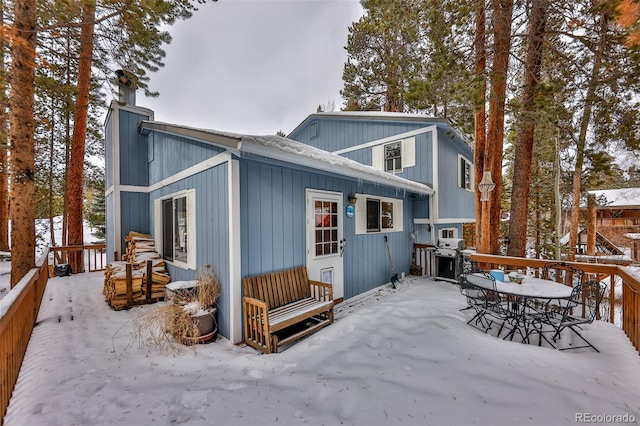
[
  {"xmin": 384, "ymin": 141, "xmax": 402, "ymax": 172},
  {"xmin": 154, "ymin": 189, "xmax": 197, "ymax": 269},
  {"xmin": 372, "ymin": 137, "xmax": 416, "ymax": 173},
  {"xmin": 439, "ymin": 228, "xmax": 458, "ymax": 239},
  {"xmin": 459, "ymin": 155, "xmax": 473, "ymax": 191},
  {"xmin": 356, "ymin": 194, "xmax": 403, "ymax": 234}
]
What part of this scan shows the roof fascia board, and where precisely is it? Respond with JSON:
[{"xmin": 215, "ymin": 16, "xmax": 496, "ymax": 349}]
[
  {"xmin": 105, "ymin": 100, "xmax": 154, "ymax": 126},
  {"xmin": 139, "ymin": 121, "xmax": 241, "ymax": 149},
  {"xmin": 289, "ymin": 112, "xmax": 450, "ymax": 138}
]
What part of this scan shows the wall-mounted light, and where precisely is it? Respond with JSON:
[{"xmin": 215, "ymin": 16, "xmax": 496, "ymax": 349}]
[{"xmin": 348, "ymin": 195, "xmax": 357, "ymax": 204}]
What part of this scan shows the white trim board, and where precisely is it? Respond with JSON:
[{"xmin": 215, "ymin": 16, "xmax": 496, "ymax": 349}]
[
  {"xmin": 332, "ymin": 125, "xmax": 437, "ymax": 155},
  {"xmin": 435, "ymin": 217, "xmax": 476, "ymax": 224},
  {"xmin": 107, "ymin": 151, "xmax": 231, "ymax": 195},
  {"xmin": 228, "ymin": 159, "xmax": 242, "ymax": 344}
]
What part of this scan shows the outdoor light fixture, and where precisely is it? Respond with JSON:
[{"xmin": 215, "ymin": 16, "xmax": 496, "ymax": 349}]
[
  {"xmin": 478, "ymin": 170, "xmax": 496, "ymax": 202},
  {"xmin": 348, "ymin": 195, "xmax": 357, "ymax": 204}
]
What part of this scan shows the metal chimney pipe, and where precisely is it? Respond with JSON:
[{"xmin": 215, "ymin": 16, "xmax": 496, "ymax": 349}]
[{"xmin": 115, "ymin": 69, "xmax": 137, "ymax": 105}]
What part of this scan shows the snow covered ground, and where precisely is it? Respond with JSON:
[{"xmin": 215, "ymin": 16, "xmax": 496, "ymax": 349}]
[
  {"xmin": 3, "ymin": 273, "xmax": 640, "ymax": 426},
  {"xmin": 0, "ymin": 216, "xmax": 102, "ymax": 299}
]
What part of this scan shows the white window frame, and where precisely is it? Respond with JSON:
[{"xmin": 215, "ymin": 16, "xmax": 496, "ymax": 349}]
[
  {"xmin": 355, "ymin": 193, "xmax": 403, "ymax": 235},
  {"xmin": 153, "ymin": 189, "xmax": 197, "ymax": 270},
  {"xmin": 384, "ymin": 141, "xmax": 403, "ymax": 173},
  {"xmin": 439, "ymin": 227, "xmax": 458, "ymax": 239},
  {"xmin": 458, "ymin": 154, "xmax": 473, "ymax": 191},
  {"xmin": 372, "ymin": 137, "xmax": 416, "ymax": 172}
]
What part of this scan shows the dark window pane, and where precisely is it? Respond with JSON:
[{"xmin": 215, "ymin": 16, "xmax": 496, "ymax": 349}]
[
  {"xmin": 367, "ymin": 199, "xmax": 380, "ymax": 232},
  {"xmin": 162, "ymin": 199, "xmax": 173, "ymax": 261}
]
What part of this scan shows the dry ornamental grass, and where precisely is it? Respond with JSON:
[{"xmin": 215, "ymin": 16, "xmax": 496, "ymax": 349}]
[{"xmin": 130, "ymin": 266, "xmax": 221, "ymax": 354}]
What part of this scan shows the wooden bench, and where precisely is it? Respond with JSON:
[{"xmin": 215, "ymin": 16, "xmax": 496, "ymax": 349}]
[{"xmin": 243, "ymin": 266, "xmax": 334, "ymax": 354}]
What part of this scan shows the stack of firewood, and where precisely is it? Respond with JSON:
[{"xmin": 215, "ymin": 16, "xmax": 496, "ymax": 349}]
[{"xmin": 103, "ymin": 231, "xmax": 171, "ymax": 310}]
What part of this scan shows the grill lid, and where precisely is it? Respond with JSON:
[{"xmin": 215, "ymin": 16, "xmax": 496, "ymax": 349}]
[{"xmin": 437, "ymin": 238, "xmax": 466, "ymax": 251}]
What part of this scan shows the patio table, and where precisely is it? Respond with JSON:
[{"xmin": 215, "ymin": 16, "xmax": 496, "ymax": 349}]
[{"xmin": 466, "ymin": 273, "xmax": 575, "ymax": 345}]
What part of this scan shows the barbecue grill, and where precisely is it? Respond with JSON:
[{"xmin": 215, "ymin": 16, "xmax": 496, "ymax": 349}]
[{"xmin": 434, "ymin": 238, "xmax": 466, "ymax": 283}]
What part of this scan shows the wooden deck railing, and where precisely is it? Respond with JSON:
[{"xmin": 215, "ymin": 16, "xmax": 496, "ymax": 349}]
[
  {"xmin": 49, "ymin": 244, "xmax": 107, "ymax": 273},
  {"xmin": 0, "ymin": 249, "xmax": 50, "ymax": 426},
  {"xmin": 470, "ymin": 253, "xmax": 640, "ymax": 354}
]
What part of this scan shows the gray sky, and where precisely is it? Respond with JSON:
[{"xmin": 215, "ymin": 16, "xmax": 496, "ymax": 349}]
[{"xmin": 138, "ymin": 0, "xmax": 364, "ymax": 136}]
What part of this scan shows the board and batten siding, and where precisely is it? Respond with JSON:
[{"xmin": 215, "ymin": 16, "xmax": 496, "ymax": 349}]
[
  {"xmin": 149, "ymin": 162, "xmax": 231, "ymax": 338},
  {"xmin": 118, "ymin": 109, "xmax": 150, "ymax": 187},
  {"xmin": 147, "ymin": 131, "xmax": 226, "ymax": 184},
  {"xmin": 340, "ymin": 131, "xmax": 434, "ymax": 185},
  {"xmin": 105, "ymin": 114, "xmax": 114, "ymax": 189},
  {"xmin": 436, "ymin": 128, "xmax": 475, "ymax": 219},
  {"xmin": 290, "ymin": 117, "xmax": 428, "ymax": 152},
  {"xmin": 105, "ymin": 193, "xmax": 115, "ymax": 262},
  {"xmin": 240, "ymin": 159, "xmax": 415, "ymax": 300}
]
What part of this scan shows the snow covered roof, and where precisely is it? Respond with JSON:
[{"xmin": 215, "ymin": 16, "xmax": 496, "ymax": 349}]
[
  {"xmin": 587, "ymin": 188, "xmax": 640, "ymax": 208},
  {"xmin": 289, "ymin": 111, "xmax": 470, "ymax": 145},
  {"xmin": 139, "ymin": 121, "xmax": 434, "ymax": 196},
  {"xmin": 305, "ymin": 111, "xmax": 452, "ymax": 122}
]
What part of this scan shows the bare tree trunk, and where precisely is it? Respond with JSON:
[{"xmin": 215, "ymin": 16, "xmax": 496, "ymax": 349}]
[
  {"xmin": 534, "ymin": 163, "xmax": 541, "ymax": 259},
  {"xmin": 67, "ymin": 1, "xmax": 96, "ymax": 273},
  {"xmin": 0, "ymin": 0, "xmax": 10, "ymax": 252},
  {"xmin": 9, "ymin": 0, "xmax": 37, "ymax": 286},
  {"xmin": 487, "ymin": 0, "xmax": 513, "ymax": 254},
  {"xmin": 568, "ymin": 9, "xmax": 608, "ymax": 260},
  {"xmin": 49, "ymin": 99, "xmax": 56, "ymax": 247},
  {"xmin": 507, "ymin": 0, "xmax": 548, "ymax": 257},
  {"xmin": 473, "ymin": 0, "xmax": 488, "ymax": 252},
  {"xmin": 586, "ymin": 193, "xmax": 596, "ymax": 256},
  {"xmin": 554, "ymin": 134, "xmax": 562, "ymax": 260}
]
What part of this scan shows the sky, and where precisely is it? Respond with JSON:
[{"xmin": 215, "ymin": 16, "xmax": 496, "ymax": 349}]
[
  {"xmin": 3, "ymin": 271, "xmax": 640, "ymax": 426},
  {"xmin": 135, "ymin": 0, "xmax": 365, "ymax": 136}
]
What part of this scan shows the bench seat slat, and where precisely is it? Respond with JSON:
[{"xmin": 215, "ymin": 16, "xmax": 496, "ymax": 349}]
[{"xmin": 268, "ymin": 298, "xmax": 333, "ymax": 331}]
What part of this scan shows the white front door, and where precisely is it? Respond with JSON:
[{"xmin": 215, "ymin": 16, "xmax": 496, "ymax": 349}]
[{"xmin": 306, "ymin": 189, "xmax": 344, "ymax": 300}]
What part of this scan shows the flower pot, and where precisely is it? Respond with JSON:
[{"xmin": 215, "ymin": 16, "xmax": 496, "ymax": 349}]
[
  {"xmin": 191, "ymin": 307, "xmax": 217, "ymax": 336},
  {"xmin": 172, "ymin": 306, "xmax": 218, "ymax": 345}
]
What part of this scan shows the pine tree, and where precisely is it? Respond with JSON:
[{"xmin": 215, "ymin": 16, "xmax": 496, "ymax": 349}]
[
  {"xmin": 341, "ymin": 0, "xmax": 423, "ymax": 112},
  {"xmin": 9, "ymin": 0, "xmax": 37, "ymax": 286}
]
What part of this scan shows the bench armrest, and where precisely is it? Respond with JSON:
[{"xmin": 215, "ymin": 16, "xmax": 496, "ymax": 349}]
[
  {"xmin": 243, "ymin": 296, "xmax": 272, "ymax": 352},
  {"xmin": 309, "ymin": 280, "xmax": 333, "ymax": 302}
]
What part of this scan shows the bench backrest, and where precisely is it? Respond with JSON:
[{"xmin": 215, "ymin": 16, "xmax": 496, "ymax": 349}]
[{"xmin": 242, "ymin": 266, "xmax": 311, "ymax": 310}]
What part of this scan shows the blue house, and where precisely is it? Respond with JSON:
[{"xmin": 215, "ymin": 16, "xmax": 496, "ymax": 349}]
[
  {"xmin": 288, "ymin": 111, "xmax": 475, "ymax": 242},
  {"xmin": 104, "ymin": 88, "xmax": 474, "ymax": 344}
]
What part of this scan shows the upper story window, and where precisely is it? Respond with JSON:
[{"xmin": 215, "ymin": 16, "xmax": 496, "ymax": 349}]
[
  {"xmin": 384, "ymin": 142, "xmax": 402, "ymax": 172},
  {"xmin": 459, "ymin": 155, "xmax": 473, "ymax": 191},
  {"xmin": 372, "ymin": 137, "xmax": 415, "ymax": 173}
]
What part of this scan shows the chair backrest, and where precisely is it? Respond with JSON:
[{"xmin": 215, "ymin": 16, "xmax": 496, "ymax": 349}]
[
  {"xmin": 465, "ymin": 272, "xmax": 497, "ymax": 292},
  {"xmin": 542, "ymin": 262, "xmax": 584, "ymax": 287},
  {"xmin": 579, "ymin": 280, "xmax": 607, "ymax": 323},
  {"xmin": 460, "ymin": 272, "xmax": 494, "ymax": 306},
  {"xmin": 242, "ymin": 267, "xmax": 311, "ymax": 310}
]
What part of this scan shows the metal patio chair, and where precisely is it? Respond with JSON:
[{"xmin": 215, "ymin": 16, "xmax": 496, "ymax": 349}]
[
  {"xmin": 543, "ymin": 280, "xmax": 606, "ymax": 352},
  {"xmin": 542, "ymin": 262, "xmax": 584, "ymax": 288},
  {"xmin": 460, "ymin": 272, "xmax": 510, "ymax": 335}
]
